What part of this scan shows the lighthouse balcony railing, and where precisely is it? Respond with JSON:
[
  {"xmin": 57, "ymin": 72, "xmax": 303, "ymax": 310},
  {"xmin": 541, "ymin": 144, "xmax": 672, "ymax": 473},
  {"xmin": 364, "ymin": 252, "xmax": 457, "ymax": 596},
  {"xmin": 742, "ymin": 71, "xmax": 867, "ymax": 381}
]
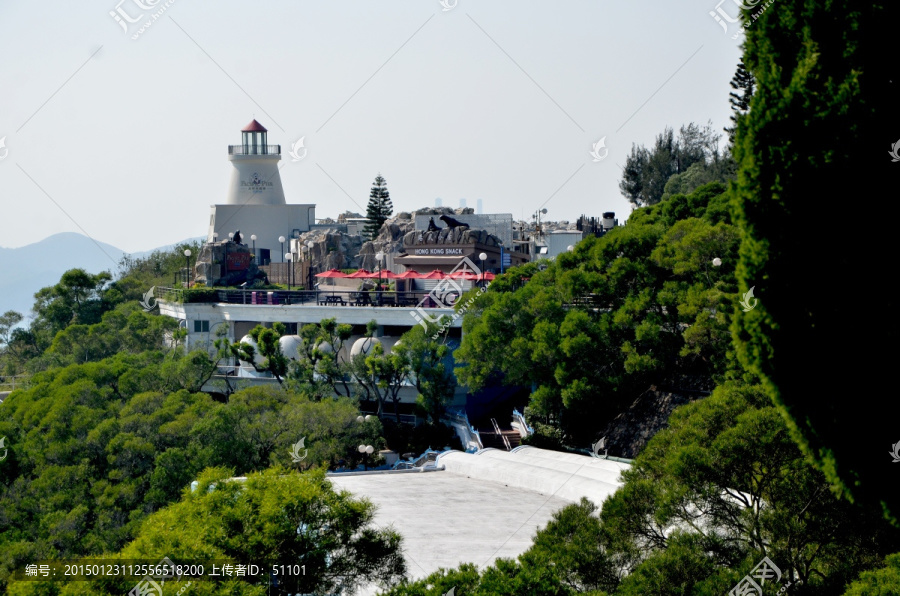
[{"xmin": 227, "ymin": 145, "xmax": 281, "ymax": 156}]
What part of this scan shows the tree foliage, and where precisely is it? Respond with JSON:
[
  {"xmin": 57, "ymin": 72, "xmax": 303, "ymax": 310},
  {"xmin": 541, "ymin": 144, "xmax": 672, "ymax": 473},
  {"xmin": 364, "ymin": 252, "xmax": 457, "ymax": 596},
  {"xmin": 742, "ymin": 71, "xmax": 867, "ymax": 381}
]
[
  {"xmin": 364, "ymin": 174, "xmax": 393, "ymax": 240},
  {"xmin": 12, "ymin": 468, "xmax": 405, "ymax": 596},
  {"xmin": 456, "ymin": 182, "xmax": 742, "ymax": 444},
  {"xmin": 730, "ymin": 0, "xmax": 899, "ymax": 521},
  {"xmin": 619, "ymin": 123, "xmax": 732, "ymax": 207}
]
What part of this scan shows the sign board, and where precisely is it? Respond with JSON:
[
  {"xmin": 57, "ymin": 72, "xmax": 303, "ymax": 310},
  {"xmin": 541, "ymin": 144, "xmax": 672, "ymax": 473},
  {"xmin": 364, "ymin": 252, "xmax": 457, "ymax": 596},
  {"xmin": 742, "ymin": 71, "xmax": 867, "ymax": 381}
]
[
  {"xmin": 411, "ymin": 246, "xmax": 467, "ymax": 256},
  {"xmin": 226, "ymin": 252, "xmax": 252, "ymax": 270}
]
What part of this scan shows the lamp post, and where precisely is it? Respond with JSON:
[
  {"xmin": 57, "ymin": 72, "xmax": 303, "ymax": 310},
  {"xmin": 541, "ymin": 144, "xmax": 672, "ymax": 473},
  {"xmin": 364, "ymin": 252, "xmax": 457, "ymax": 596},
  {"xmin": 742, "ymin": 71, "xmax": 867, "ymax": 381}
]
[
  {"xmin": 307, "ymin": 241, "xmax": 316, "ymax": 291},
  {"xmin": 358, "ymin": 444, "xmax": 374, "ymax": 471},
  {"xmin": 712, "ymin": 257, "xmax": 722, "ymax": 267},
  {"xmin": 250, "ymin": 234, "xmax": 257, "ymax": 265},
  {"xmin": 567, "ymin": 245, "xmax": 574, "ymax": 253},
  {"xmin": 183, "ymin": 249, "xmax": 192, "ymax": 286},
  {"xmin": 478, "ymin": 251, "xmax": 487, "ymax": 288},
  {"xmin": 285, "ymin": 253, "xmax": 293, "ymax": 291},
  {"xmin": 376, "ymin": 251, "xmax": 384, "ymax": 286},
  {"xmin": 279, "ymin": 236, "xmax": 286, "ymax": 262},
  {"xmin": 228, "ymin": 232, "xmax": 234, "ymax": 241}
]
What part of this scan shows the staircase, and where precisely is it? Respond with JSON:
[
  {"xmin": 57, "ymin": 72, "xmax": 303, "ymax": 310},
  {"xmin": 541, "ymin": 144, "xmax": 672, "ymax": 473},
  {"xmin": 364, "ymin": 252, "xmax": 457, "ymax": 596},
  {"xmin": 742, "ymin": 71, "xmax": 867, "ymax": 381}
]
[{"xmin": 478, "ymin": 418, "xmax": 522, "ymax": 451}]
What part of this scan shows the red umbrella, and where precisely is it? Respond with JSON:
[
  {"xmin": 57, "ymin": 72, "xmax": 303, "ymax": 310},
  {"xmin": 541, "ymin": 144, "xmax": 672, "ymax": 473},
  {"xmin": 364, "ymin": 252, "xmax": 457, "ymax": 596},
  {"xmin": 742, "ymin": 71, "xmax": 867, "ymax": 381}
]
[
  {"xmin": 449, "ymin": 270, "xmax": 479, "ymax": 280},
  {"xmin": 377, "ymin": 270, "xmax": 399, "ymax": 279},
  {"xmin": 395, "ymin": 270, "xmax": 421, "ymax": 279},
  {"xmin": 419, "ymin": 269, "xmax": 448, "ymax": 279},
  {"xmin": 346, "ymin": 269, "xmax": 374, "ymax": 278},
  {"xmin": 481, "ymin": 272, "xmax": 496, "ymax": 280},
  {"xmin": 315, "ymin": 269, "xmax": 348, "ymax": 278}
]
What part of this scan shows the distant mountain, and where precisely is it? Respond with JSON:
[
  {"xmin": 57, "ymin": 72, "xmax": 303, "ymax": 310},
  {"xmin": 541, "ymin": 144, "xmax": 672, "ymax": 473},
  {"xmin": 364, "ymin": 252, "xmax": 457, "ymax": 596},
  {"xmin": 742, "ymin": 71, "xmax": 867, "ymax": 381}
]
[{"xmin": 0, "ymin": 232, "xmax": 201, "ymax": 317}]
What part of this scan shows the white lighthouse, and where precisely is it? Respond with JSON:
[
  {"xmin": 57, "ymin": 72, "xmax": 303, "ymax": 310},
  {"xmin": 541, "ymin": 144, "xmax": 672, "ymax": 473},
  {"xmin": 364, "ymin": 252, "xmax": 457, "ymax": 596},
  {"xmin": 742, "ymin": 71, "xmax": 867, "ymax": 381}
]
[
  {"xmin": 226, "ymin": 119, "xmax": 287, "ymax": 206},
  {"xmin": 208, "ymin": 120, "xmax": 315, "ymax": 265}
]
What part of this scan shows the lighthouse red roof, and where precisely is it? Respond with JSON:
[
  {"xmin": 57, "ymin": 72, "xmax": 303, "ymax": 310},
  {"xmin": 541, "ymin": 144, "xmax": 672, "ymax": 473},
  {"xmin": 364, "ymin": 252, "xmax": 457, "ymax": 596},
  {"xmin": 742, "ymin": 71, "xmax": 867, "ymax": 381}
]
[{"xmin": 241, "ymin": 119, "xmax": 268, "ymax": 133}]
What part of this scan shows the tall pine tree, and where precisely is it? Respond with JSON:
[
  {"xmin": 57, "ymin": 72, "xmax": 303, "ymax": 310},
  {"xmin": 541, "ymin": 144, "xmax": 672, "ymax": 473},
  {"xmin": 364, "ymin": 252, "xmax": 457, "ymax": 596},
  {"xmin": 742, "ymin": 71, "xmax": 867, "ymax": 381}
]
[
  {"xmin": 364, "ymin": 175, "xmax": 392, "ymax": 241},
  {"xmin": 724, "ymin": 59, "xmax": 755, "ymax": 145}
]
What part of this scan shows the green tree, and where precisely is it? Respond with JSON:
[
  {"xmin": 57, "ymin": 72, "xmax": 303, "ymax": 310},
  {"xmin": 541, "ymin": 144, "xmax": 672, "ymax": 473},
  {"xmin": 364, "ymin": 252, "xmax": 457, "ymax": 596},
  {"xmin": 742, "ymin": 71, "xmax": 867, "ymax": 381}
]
[
  {"xmin": 599, "ymin": 382, "xmax": 899, "ymax": 591},
  {"xmin": 29, "ymin": 269, "xmax": 115, "ymax": 349},
  {"xmin": 723, "ymin": 59, "xmax": 755, "ymax": 145},
  {"xmin": 231, "ymin": 323, "xmax": 289, "ymax": 384},
  {"xmin": 843, "ymin": 553, "xmax": 900, "ymax": 596},
  {"xmin": 730, "ymin": 0, "xmax": 899, "ymax": 521},
  {"xmin": 395, "ymin": 325, "xmax": 457, "ymax": 424},
  {"xmin": 619, "ymin": 123, "xmax": 726, "ymax": 208},
  {"xmin": 364, "ymin": 174, "xmax": 393, "ymax": 240},
  {"xmin": 20, "ymin": 467, "xmax": 406, "ymax": 596},
  {"xmin": 456, "ymin": 182, "xmax": 741, "ymax": 444}
]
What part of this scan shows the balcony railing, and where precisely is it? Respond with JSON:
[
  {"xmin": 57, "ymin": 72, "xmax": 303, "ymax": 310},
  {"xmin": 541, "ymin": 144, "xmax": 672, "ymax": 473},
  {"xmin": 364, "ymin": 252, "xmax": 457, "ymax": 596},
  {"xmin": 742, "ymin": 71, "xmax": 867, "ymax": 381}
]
[
  {"xmin": 156, "ymin": 287, "xmax": 458, "ymax": 309},
  {"xmin": 227, "ymin": 145, "xmax": 281, "ymax": 155}
]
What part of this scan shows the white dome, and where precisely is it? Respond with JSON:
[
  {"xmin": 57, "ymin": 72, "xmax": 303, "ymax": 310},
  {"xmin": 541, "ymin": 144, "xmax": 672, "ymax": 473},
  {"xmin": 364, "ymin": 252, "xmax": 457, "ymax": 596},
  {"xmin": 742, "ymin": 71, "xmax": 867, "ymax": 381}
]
[
  {"xmin": 350, "ymin": 337, "xmax": 381, "ymax": 357},
  {"xmin": 279, "ymin": 335, "xmax": 303, "ymax": 360},
  {"xmin": 314, "ymin": 341, "xmax": 334, "ymax": 355},
  {"xmin": 238, "ymin": 334, "xmax": 264, "ymax": 365}
]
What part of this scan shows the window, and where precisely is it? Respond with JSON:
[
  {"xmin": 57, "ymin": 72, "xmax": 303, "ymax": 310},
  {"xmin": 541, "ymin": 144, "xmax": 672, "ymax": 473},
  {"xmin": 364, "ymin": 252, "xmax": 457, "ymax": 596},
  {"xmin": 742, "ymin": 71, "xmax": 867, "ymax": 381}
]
[{"xmin": 193, "ymin": 320, "xmax": 210, "ymax": 333}]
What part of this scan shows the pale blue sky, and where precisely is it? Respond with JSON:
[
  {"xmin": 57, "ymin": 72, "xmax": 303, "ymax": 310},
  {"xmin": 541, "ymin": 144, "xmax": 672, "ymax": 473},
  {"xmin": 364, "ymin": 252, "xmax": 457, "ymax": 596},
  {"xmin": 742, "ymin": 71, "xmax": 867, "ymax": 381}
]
[{"xmin": 1, "ymin": 0, "xmax": 742, "ymax": 254}]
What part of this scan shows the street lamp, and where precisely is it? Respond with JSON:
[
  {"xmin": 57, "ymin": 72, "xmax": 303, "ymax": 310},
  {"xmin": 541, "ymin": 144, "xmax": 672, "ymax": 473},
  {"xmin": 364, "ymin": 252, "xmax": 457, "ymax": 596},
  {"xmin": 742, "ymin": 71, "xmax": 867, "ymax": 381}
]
[
  {"xmin": 250, "ymin": 234, "xmax": 257, "ymax": 264},
  {"xmin": 478, "ymin": 251, "xmax": 487, "ymax": 287},
  {"xmin": 285, "ymin": 253, "xmax": 293, "ymax": 291},
  {"xmin": 358, "ymin": 444, "xmax": 375, "ymax": 470},
  {"xmin": 567, "ymin": 245, "xmax": 574, "ymax": 252},
  {"xmin": 279, "ymin": 236, "xmax": 286, "ymax": 262},
  {"xmin": 376, "ymin": 251, "xmax": 385, "ymax": 286},
  {"xmin": 307, "ymin": 241, "xmax": 316, "ymax": 291},
  {"xmin": 183, "ymin": 249, "xmax": 192, "ymax": 286},
  {"xmin": 712, "ymin": 257, "xmax": 722, "ymax": 267},
  {"xmin": 228, "ymin": 232, "xmax": 234, "ymax": 241}
]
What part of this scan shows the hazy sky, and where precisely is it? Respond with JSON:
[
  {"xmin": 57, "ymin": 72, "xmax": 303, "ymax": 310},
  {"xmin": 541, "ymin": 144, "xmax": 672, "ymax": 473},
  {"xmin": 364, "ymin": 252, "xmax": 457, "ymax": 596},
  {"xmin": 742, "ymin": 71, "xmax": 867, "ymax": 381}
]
[{"xmin": 1, "ymin": 0, "xmax": 742, "ymax": 255}]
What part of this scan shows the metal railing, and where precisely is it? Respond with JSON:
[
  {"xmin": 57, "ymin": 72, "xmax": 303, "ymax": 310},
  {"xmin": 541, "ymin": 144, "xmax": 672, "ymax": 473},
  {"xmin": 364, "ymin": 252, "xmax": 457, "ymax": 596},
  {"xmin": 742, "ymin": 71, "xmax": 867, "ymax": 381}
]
[
  {"xmin": 0, "ymin": 374, "xmax": 30, "ymax": 392},
  {"xmin": 444, "ymin": 407, "xmax": 482, "ymax": 452},
  {"xmin": 227, "ymin": 145, "xmax": 281, "ymax": 155},
  {"xmin": 511, "ymin": 408, "xmax": 534, "ymax": 437},
  {"xmin": 491, "ymin": 417, "xmax": 512, "ymax": 451},
  {"xmin": 156, "ymin": 287, "xmax": 453, "ymax": 309}
]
